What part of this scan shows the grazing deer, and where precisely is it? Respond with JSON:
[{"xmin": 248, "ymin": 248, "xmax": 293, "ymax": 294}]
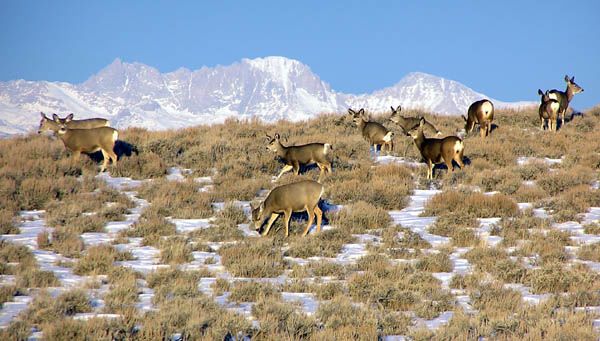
[
  {"xmin": 538, "ymin": 89, "xmax": 560, "ymax": 131},
  {"xmin": 407, "ymin": 118, "xmax": 465, "ymax": 179},
  {"xmin": 39, "ymin": 122, "xmax": 119, "ymax": 172},
  {"xmin": 250, "ymin": 180, "xmax": 324, "ymax": 237},
  {"xmin": 348, "ymin": 108, "xmax": 394, "ymax": 155},
  {"xmin": 266, "ymin": 133, "xmax": 332, "ymax": 182},
  {"xmin": 389, "ymin": 105, "xmax": 441, "ymax": 135},
  {"xmin": 462, "ymin": 99, "xmax": 494, "ymax": 138},
  {"xmin": 548, "ymin": 75, "xmax": 584, "ymax": 126},
  {"xmin": 37, "ymin": 112, "xmax": 109, "ymax": 133}
]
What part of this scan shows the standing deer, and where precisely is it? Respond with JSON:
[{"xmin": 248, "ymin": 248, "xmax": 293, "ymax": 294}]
[
  {"xmin": 407, "ymin": 118, "xmax": 465, "ymax": 179},
  {"xmin": 39, "ymin": 122, "xmax": 119, "ymax": 172},
  {"xmin": 462, "ymin": 99, "xmax": 494, "ymax": 138},
  {"xmin": 389, "ymin": 105, "xmax": 441, "ymax": 135},
  {"xmin": 348, "ymin": 108, "xmax": 394, "ymax": 155},
  {"xmin": 37, "ymin": 112, "xmax": 109, "ymax": 133},
  {"xmin": 250, "ymin": 180, "xmax": 324, "ymax": 237},
  {"xmin": 548, "ymin": 75, "xmax": 584, "ymax": 126},
  {"xmin": 538, "ymin": 89, "xmax": 560, "ymax": 132},
  {"xmin": 266, "ymin": 133, "xmax": 332, "ymax": 182}
]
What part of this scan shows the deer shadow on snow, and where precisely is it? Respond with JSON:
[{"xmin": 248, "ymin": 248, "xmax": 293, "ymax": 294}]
[{"xmin": 87, "ymin": 140, "xmax": 139, "ymax": 163}]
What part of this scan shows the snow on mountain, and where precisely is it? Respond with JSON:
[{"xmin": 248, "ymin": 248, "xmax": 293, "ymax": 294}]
[{"xmin": 0, "ymin": 56, "xmax": 534, "ymax": 135}]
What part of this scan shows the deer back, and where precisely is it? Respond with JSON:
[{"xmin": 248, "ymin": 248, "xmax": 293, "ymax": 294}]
[
  {"xmin": 467, "ymin": 99, "xmax": 494, "ymax": 124},
  {"xmin": 59, "ymin": 127, "xmax": 118, "ymax": 152},
  {"xmin": 263, "ymin": 180, "xmax": 323, "ymax": 213},
  {"xmin": 286, "ymin": 143, "xmax": 331, "ymax": 164}
]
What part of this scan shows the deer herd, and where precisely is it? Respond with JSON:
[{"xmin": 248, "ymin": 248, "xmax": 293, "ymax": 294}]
[{"xmin": 36, "ymin": 75, "xmax": 584, "ymax": 237}]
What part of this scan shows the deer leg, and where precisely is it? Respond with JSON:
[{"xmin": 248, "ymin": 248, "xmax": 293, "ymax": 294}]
[
  {"xmin": 71, "ymin": 150, "xmax": 81, "ymax": 161},
  {"xmin": 317, "ymin": 164, "xmax": 326, "ymax": 183},
  {"xmin": 100, "ymin": 150, "xmax": 110, "ymax": 172},
  {"xmin": 292, "ymin": 161, "xmax": 300, "ymax": 175},
  {"xmin": 108, "ymin": 150, "xmax": 118, "ymax": 167},
  {"xmin": 427, "ymin": 160, "xmax": 433, "ymax": 179},
  {"xmin": 276, "ymin": 165, "xmax": 294, "ymax": 180},
  {"xmin": 314, "ymin": 205, "xmax": 322, "ymax": 233},
  {"xmin": 262, "ymin": 213, "xmax": 279, "ymax": 236},
  {"xmin": 540, "ymin": 118, "xmax": 544, "ymax": 131},
  {"xmin": 283, "ymin": 209, "xmax": 292, "ymax": 237},
  {"xmin": 302, "ymin": 206, "xmax": 315, "ymax": 236}
]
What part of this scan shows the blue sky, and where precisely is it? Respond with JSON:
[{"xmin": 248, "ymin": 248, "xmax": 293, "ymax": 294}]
[{"xmin": 1, "ymin": 0, "xmax": 599, "ymax": 108}]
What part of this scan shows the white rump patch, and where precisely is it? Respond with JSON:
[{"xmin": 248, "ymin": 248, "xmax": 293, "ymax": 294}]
[
  {"xmin": 383, "ymin": 131, "xmax": 394, "ymax": 142},
  {"xmin": 454, "ymin": 140, "xmax": 464, "ymax": 153},
  {"xmin": 550, "ymin": 101, "xmax": 560, "ymax": 113},
  {"xmin": 481, "ymin": 101, "xmax": 493, "ymax": 116},
  {"xmin": 112, "ymin": 130, "xmax": 119, "ymax": 142},
  {"xmin": 548, "ymin": 93, "xmax": 559, "ymax": 101},
  {"xmin": 323, "ymin": 143, "xmax": 332, "ymax": 155}
]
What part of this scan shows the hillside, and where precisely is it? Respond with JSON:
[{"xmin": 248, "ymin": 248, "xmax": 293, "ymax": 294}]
[{"xmin": 0, "ymin": 107, "xmax": 599, "ymax": 339}]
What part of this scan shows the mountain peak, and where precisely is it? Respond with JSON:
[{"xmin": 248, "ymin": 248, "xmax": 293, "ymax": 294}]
[{"xmin": 0, "ymin": 56, "xmax": 535, "ymax": 135}]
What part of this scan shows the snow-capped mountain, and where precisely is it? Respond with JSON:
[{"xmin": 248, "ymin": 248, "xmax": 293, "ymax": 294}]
[{"xmin": 0, "ymin": 56, "xmax": 534, "ymax": 135}]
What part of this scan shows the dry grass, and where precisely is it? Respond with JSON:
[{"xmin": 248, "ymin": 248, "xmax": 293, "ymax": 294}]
[
  {"xmin": 159, "ymin": 237, "xmax": 194, "ymax": 264},
  {"xmin": 228, "ymin": 280, "xmax": 281, "ymax": 303},
  {"xmin": 2, "ymin": 107, "xmax": 600, "ymax": 337},
  {"xmin": 219, "ymin": 238, "xmax": 286, "ymax": 278},
  {"xmin": 138, "ymin": 179, "xmax": 213, "ymax": 218},
  {"xmin": 123, "ymin": 207, "xmax": 176, "ymax": 246},
  {"xmin": 423, "ymin": 190, "xmax": 519, "ymax": 218},
  {"xmin": 285, "ymin": 228, "xmax": 355, "ymax": 258},
  {"xmin": 578, "ymin": 243, "xmax": 600, "ymax": 262},
  {"xmin": 327, "ymin": 163, "xmax": 414, "ymax": 210},
  {"xmin": 73, "ymin": 244, "xmax": 132, "ymax": 275},
  {"xmin": 331, "ymin": 201, "xmax": 392, "ymax": 233}
]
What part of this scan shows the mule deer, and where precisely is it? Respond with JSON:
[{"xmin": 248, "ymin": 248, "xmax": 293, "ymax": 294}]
[
  {"xmin": 39, "ymin": 122, "xmax": 119, "ymax": 172},
  {"xmin": 250, "ymin": 180, "xmax": 324, "ymax": 237},
  {"xmin": 548, "ymin": 75, "xmax": 584, "ymax": 126},
  {"xmin": 266, "ymin": 133, "xmax": 332, "ymax": 182},
  {"xmin": 462, "ymin": 99, "xmax": 494, "ymax": 138},
  {"xmin": 37, "ymin": 112, "xmax": 109, "ymax": 133},
  {"xmin": 538, "ymin": 89, "xmax": 560, "ymax": 131},
  {"xmin": 348, "ymin": 108, "xmax": 394, "ymax": 155},
  {"xmin": 389, "ymin": 105, "xmax": 441, "ymax": 135},
  {"xmin": 407, "ymin": 118, "xmax": 465, "ymax": 179}
]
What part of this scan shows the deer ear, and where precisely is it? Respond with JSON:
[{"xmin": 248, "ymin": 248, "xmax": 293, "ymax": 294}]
[
  {"xmin": 40, "ymin": 112, "xmax": 47, "ymax": 119},
  {"xmin": 396, "ymin": 105, "xmax": 402, "ymax": 112},
  {"xmin": 52, "ymin": 114, "xmax": 59, "ymax": 122},
  {"xmin": 538, "ymin": 89, "xmax": 543, "ymax": 96},
  {"xmin": 461, "ymin": 115, "xmax": 467, "ymax": 122},
  {"xmin": 348, "ymin": 108, "xmax": 355, "ymax": 115},
  {"xmin": 390, "ymin": 106, "xmax": 395, "ymax": 112},
  {"xmin": 545, "ymin": 90, "xmax": 549, "ymax": 96},
  {"xmin": 358, "ymin": 109, "xmax": 365, "ymax": 115},
  {"xmin": 65, "ymin": 113, "xmax": 74, "ymax": 122},
  {"xmin": 564, "ymin": 75, "xmax": 570, "ymax": 82},
  {"xmin": 419, "ymin": 117, "xmax": 425, "ymax": 127},
  {"xmin": 570, "ymin": 76, "xmax": 575, "ymax": 82}
]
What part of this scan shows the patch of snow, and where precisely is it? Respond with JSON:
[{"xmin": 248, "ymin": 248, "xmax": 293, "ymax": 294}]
[
  {"xmin": 389, "ymin": 190, "xmax": 450, "ymax": 247},
  {"xmin": 0, "ymin": 295, "xmax": 33, "ymax": 328},
  {"xmin": 281, "ymin": 292, "xmax": 319, "ymax": 315}
]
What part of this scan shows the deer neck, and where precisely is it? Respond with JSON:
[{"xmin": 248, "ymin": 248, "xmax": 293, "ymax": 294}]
[
  {"xmin": 413, "ymin": 130, "xmax": 426, "ymax": 150},
  {"xmin": 565, "ymin": 84, "xmax": 575, "ymax": 103},
  {"xmin": 274, "ymin": 140, "xmax": 288, "ymax": 157}
]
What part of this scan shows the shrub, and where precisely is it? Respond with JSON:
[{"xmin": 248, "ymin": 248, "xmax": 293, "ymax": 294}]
[
  {"xmin": 73, "ymin": 244, "xmax": 132, "ymax": 275},
  {"xmin": 331, "ymin": 201, "xmax": 392, "ymax": 233},
  {"xmin": 228, "ymin": 281, "xmax": 280, "ymax": 303},
  {"xmin": 285, "ymin": 228, "xmax": 354, "ymax": 258},
  {"xmin": 423, "ymin": 190, "xmax": 519, "ymax": 218},
  {"xmin": 219, "ymin": 239, "xmax": 286, "ymax": 278}
]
